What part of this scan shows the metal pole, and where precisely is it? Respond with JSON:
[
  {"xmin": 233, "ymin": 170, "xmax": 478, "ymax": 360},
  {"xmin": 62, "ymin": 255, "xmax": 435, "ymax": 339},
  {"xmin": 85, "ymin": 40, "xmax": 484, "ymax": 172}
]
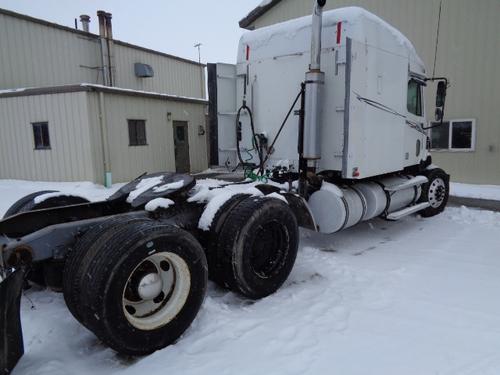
[{"xmin": 194, "ymin": 43, "xmax": 202, "ymax": 64}]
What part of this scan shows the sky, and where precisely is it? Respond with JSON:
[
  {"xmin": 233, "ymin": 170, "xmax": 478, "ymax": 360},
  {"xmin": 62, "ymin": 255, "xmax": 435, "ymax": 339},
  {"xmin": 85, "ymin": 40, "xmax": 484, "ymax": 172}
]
[{"xmin": 0, "ymin": 0, "xmax": 261, "ymax": 64}]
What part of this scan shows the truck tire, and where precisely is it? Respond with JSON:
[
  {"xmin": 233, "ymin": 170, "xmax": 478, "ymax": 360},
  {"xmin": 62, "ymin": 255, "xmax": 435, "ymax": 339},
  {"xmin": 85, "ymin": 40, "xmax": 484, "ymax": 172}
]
[
  {"xmin": 418, "ymin": 168, "xmax": 450, "ymax": 217},
  {"xmin": 203, "ymin": 194, "xmax": 250, "ymax": 284},
  {"xmin": 77, "ymin": 221, "xmax": 207, "ymax": 356},
  {"xmin": 62, "ymin": 214, "xmax": 152, "ymax": 324},
  {"xmin": 216, "ymin": 196, "xmax": 298, "ymax": 299}
]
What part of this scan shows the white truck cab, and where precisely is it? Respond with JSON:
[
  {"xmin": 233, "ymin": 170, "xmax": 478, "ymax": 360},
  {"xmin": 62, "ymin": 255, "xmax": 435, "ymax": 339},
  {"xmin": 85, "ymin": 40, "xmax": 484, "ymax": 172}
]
[{"xmin": 208, "ymin": 4, "xmax": 449, "ymax": 233}]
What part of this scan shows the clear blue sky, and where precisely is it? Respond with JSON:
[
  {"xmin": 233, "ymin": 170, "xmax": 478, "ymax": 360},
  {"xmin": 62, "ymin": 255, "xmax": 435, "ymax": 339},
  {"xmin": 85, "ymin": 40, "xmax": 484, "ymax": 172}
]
[{"xmin": 0, "ymin": 0, "xmax": 260, "ymax": 64}]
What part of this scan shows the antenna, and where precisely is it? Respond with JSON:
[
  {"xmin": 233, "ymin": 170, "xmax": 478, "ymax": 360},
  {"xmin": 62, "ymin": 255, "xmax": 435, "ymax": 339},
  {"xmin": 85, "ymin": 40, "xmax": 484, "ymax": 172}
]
[{"xmin": 194, "ymin": 43, "xmax": 202, "ymax": 64}]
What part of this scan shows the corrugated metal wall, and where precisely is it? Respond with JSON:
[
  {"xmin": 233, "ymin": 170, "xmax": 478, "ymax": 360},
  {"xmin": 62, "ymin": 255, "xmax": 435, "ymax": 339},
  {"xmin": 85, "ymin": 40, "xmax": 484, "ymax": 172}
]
[
  {"xmin": 0, "ymin": 92, "xmax": 96, "ymax": 181},
  {"xmin": 247, "ymin": 0, "xmax": 500, "ymax": 184},
  {"xmin": 0, "ymin": 10, "xmax": 205, "ymax": 100},
  {"xmin": 87, "ymin": 92, "xmax": 208, "ymax": 183},
  {"xmin": 0, "ymin": 12, "xmax": 101, "ymax": 89},
  {"xmin": 113, "ymin": 44, "xmax": 206, "ymax": 99}
]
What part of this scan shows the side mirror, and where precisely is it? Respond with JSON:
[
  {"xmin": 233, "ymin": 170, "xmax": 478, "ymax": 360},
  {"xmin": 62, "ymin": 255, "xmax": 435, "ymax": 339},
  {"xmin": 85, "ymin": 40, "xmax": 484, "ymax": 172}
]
[{"xmin": 436, "ymin": 81, "xmax": 446, "ymax": 108}]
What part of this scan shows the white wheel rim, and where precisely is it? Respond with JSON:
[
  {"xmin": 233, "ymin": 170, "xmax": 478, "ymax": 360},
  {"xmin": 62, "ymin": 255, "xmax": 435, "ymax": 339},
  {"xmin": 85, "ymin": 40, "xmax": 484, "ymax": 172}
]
[
  {"xmin": 122, "ymin": 251, "xmax": 191, "ymax": 331},
  {"xmin": 428, "ymin": 178, "xmax": 446, "ymax": 208}
]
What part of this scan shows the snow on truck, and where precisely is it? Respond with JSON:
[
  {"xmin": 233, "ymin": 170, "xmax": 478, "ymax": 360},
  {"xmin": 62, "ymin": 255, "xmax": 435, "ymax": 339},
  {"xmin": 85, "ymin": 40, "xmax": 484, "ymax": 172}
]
[{"xmin": 0, "ymin": 2, "xmax": 449, "ymax": 373}]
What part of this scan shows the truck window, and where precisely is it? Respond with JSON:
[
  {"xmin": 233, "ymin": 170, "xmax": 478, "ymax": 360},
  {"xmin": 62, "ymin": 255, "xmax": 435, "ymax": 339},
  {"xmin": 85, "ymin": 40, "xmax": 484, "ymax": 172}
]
[{"xmin": 407, "ymin": 80, "xmax": 422, "ymax": 116}]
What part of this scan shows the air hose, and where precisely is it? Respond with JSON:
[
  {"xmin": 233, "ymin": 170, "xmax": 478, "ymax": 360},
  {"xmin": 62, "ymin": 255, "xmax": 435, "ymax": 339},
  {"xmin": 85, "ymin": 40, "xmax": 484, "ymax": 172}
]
[{"xmin": 235, "ymin": 103, "xmax": 264, "ymax": 175}]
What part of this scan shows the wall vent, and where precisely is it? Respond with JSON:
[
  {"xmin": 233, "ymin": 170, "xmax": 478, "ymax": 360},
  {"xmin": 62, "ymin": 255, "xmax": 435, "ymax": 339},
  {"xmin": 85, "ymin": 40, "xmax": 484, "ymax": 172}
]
[{"xmin": 134, "ymin": 63, "xmax": 154, "ymax": 78}]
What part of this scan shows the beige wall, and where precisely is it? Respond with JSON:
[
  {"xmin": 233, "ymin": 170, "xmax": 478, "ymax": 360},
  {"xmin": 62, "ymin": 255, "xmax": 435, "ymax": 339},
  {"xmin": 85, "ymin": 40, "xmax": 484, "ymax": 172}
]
[
  {"xmin": 247, "ymin": 0, "xmax": 500, "ymax": 184},
  {"xmin": 88, "ymin": 92, "xmax": 208, "ymax": 183},
  {"xmin": 0, "ymin": 10, "xmax": 205, "ymax": 100},
  {"xmin": 0, "ymin": 91, "xmax": 207, "ymax": 183},
  {"xmin": 113, "ymin": 44, "xmax": 206, "ymax": 99},
  {"xmin": 0, "ymin": 12, "xmax": 100, "ymax": 89},
  {"xmin": 0, "ymin": 92, "xmax": 96, "ymax": 181}
]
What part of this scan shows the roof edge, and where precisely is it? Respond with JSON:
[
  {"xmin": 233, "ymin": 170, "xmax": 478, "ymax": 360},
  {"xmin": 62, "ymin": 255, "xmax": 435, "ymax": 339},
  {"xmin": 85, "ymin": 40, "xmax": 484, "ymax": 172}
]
[
  {"xmin": 0, "ymin": 84, "xmax": 208, "ymax": 105},
  {"xmin": 239, "ymin": 0, "xmax": 283, "ymax": 30},
  {"xmin": 0, "ymin": 7, "xmax": 204, "ymax": 67}
]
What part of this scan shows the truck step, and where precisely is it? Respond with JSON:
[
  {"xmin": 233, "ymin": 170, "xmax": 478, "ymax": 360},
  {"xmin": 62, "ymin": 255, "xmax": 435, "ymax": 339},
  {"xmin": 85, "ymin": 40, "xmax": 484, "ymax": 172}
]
[
  {"xmin": 384, "ymin": 175, "xmax": 428, "ymax": 192},
  {"xmin": 386, "ymin": 202, "xmax": 430, "ymax": 220}
]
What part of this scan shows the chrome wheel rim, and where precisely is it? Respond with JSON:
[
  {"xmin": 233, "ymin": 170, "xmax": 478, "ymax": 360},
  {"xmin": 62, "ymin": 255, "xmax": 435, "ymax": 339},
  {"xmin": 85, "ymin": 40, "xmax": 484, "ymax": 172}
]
[
  {"xmin": 122, "ymin": 251, "xmax": 191, "ymax": 331},
  {"xmin": 428, "ymin": 178, "xmax": 446, "ymax": 208}
]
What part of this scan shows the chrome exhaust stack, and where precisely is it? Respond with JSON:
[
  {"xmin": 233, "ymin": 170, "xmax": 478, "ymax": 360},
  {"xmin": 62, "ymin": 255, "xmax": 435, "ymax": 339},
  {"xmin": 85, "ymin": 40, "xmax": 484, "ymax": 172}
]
[{"xmin": 303, "ymin": 0, "xmax": 326, "ymax": 161}]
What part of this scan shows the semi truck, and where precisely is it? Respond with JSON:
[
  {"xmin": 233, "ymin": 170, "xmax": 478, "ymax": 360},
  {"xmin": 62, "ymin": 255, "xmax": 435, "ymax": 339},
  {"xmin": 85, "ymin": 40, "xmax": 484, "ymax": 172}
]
[{"xmin": 0, "ymin": 1, "xmax": 449, "ymax": 373}]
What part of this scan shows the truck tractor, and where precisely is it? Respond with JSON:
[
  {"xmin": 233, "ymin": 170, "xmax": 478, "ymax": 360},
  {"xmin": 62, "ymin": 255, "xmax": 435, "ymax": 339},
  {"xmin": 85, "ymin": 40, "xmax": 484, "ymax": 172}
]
[{"xmin": 1, "ymin": 2, "xmax": 449, "ymax": 373}]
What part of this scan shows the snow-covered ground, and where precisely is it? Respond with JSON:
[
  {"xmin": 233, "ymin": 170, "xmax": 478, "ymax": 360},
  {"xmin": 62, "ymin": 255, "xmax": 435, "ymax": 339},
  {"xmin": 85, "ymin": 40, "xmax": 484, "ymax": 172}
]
[
  {"xmin": 451, "ymin": 182, "xmax": 500, "ymax": 201},
  {"xmin": 1, "ymin": 179, "xmax": 500, "ymax": 375}
]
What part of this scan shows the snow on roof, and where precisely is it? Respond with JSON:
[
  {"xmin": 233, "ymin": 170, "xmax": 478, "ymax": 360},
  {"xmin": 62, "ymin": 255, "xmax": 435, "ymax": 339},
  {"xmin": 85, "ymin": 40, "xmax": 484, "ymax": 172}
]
[
  {"xmin": 0, "ymin": 83, "xmax": 208, "ymax": 104},
  {"xmin": 240, "ymin": 6, "xmax": 424, "ymax": 70},
  {"xmin": 239, "ymin": 0, "xmax": 282, "ymax": 29},
  {"xmin": 80, "ymin": 84, "xmax": 208, "ymax": 104}
]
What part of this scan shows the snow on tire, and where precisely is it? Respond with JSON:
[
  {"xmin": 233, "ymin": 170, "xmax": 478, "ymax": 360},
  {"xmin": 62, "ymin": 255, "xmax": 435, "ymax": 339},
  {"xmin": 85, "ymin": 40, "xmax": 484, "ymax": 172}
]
[
  {"xmin": 216, "ymin": 196, "xmax": 299, "ymax": 299},
  {"xmin": 76, "ymin": 221, "xmax": 207, "ymax": 356}
]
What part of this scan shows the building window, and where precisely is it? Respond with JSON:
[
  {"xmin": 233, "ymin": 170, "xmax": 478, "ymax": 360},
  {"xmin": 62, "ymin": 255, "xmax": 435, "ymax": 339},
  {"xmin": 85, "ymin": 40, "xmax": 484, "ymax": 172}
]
[
  {"xmin": 128, "ymin": 119, "xmax": 147, "ymax": 146},
  {"xmin": 32, "ymin": 122, "xmax": 51, "ymax": 149},
  {"xmin": 407, "ymin": 79, "xmax": 423, "ymax": 117},
  {"xmin": 430, "ymin": 119, "xmax": 476, "ymax": 151}
]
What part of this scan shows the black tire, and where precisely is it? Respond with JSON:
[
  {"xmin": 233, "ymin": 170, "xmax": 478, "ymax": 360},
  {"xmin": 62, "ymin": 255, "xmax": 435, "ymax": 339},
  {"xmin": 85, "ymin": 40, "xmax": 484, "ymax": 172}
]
[
  {"xmin": 418, "ymin": 168, "xmax": 450, "ymax": 217},
  {"xmin": 3, "ymin": 190, "xmax": 56, "ymax": 218},
  {"xmin": 216, "ymin": 196, "xmax": 299, "ymax": 299},
  {"xmin": 203, "ymin": 194, "xmax": 250, "ymax": 284},
  {"xmin": 63, "ymin": 214, "xmax": 152, "ymax": 324},
  {"xmin": 77, "ymin": 221, "xmax": 207, "ymax": 356}
]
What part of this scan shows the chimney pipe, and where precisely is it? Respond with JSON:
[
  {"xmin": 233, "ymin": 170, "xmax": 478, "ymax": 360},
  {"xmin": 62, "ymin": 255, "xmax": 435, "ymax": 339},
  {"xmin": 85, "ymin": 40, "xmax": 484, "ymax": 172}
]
[
  {"xmin": 97, "ymin": 10, "xmax": 106, "ymax": 37},
  {"xmin": 80, "ymin": 14, "xmax": 90, "ymax": 33},
  {"xmin": 303, "ymin": 0, "xmax": 326, "ymax": 161},
  {"xmin": 104, "ymin": 12, "xmax": 113, "ymax": 39}
]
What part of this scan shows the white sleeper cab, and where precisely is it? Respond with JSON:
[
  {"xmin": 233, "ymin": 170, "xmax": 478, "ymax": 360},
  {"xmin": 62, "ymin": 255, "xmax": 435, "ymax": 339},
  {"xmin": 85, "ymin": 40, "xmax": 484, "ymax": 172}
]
[{"xmin": 209, "ymin": 2, "xmax": 450, "ymax": 233}]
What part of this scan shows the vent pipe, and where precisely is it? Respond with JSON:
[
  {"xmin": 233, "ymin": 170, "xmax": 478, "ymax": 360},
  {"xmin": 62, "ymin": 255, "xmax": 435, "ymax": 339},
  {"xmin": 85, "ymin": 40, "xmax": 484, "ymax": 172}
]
[
  {"xmin": 303, "ymin": 0, "xmax": 326, "ymax": 161},
  {"xmin": 97, "ymin": 10, "xmax": 114, "ymax": 86},
  {"xmin": 104, "ymin": 12, "xmax": 113, "ymax": 39},
  {"xmin": 79, "ymin": 14, "xmax": 90, "ymax": 32},
  {"xmin": 97, "ymin": 10, "xmax": 106, "ymax": 37}
]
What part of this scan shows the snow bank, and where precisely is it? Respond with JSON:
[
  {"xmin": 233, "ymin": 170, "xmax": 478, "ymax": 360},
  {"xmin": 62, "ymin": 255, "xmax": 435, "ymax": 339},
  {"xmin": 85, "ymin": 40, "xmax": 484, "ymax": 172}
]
[
  {"xmin": 145, "ymin": 198, "xmax": 175, "ymax": 212},
  {"xmin": 450, "ymin": 182, "xmax": 500, "ymax": 201}
]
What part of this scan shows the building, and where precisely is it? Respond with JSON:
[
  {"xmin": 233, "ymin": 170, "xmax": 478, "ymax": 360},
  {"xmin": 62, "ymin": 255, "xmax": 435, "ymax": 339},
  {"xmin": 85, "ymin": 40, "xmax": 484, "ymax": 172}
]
[
  {"xmin": 239, "ymin": 0, "xmax": 500, "ymax": 185},
  {"xmin": 0, "ymin": 8, "xmax": 208, "ymax": 185}
]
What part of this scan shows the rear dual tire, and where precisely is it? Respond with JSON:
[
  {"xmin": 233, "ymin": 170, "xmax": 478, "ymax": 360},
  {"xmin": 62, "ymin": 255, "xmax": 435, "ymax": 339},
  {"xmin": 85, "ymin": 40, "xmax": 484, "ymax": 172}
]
[
  {"xmin": 63, "ymin": 220, "xmax": 207, "ymax": 356},
  {"xmin": 207, "ymin": 196, "xmax": 299, "ymax": 299}
]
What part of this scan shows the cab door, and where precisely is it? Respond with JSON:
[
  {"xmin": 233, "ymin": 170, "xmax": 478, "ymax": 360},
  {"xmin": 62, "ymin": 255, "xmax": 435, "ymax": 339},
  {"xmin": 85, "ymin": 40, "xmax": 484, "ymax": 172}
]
[{"xmin": 405, "ymin": 77, "xmax": 427, "ymax": 165}]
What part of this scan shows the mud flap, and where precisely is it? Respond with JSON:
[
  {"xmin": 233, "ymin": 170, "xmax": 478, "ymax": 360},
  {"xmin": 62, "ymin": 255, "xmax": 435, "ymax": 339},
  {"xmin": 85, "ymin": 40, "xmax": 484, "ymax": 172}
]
[{"xmin": 0, "ymin": 268, "xmax": 26, "ymax": 375}]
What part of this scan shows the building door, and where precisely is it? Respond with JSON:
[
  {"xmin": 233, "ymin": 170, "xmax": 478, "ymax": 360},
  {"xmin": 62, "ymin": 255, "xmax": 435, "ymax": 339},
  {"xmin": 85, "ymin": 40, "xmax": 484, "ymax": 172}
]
[{"xmin": 173, "ymin": 121, "xmax": 190, "ymax": 173}]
